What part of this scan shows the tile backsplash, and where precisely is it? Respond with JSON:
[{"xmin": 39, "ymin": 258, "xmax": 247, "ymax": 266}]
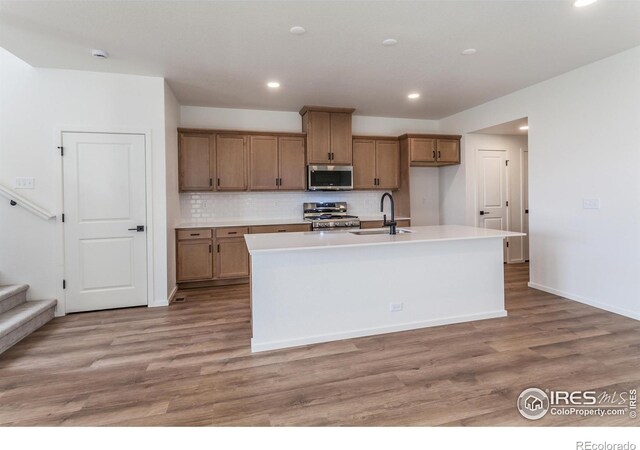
[{"xmin": 180, "ymin": 191, "xmax": 387, "ymax": 223}]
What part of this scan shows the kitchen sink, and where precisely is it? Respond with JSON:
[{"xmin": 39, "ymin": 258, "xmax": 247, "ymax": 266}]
[{"xmin": 349, "ymin": 228, "xmax": 414, "ymax": 235}]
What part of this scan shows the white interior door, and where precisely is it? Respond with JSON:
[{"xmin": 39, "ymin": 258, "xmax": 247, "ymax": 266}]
[
  {"xmin": 63, "ymin": 132, "xmax": 147, "ymax": 313},
  {"xmin": 523, "ymin": 150, "xmax": 530, "ymax": 261},
  {"xmin": 477, "ymin": 150, "xmax": 509, "ymax": 261}
]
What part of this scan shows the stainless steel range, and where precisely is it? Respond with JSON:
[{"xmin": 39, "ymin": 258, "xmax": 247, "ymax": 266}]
[{"xmin": 303, "ymin": 202, "xmax": 360, "ymax": 231}]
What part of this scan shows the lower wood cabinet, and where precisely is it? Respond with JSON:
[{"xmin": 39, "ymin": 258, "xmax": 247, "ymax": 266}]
[
  {"xmin": 215, "ymin": 238, "xmax": 249, "ymax": 279},
  {"xmin": 176, "ymin": 223, "xmax": 311, "ymax": 285},
  {"xmin": 177, "ymin": 239, "xmax": 213, "ymax": 282}
]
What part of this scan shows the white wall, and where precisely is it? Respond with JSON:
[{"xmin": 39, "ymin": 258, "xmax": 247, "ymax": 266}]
[
  {"xmin": 164, "ymin": 82, "xmax": 180, "ymax": 300},
  {"xmin": 439, "ymin": 46, "xmax": 640, "ymax": 320},
  {"xmin": 466, "ymin": 133, "xmax": 528, "ymax": 262},
  {"xmin": 0, "ymin": 48, "xmax": 170, "ymax": 309},
  {"xmin": 180, "ymin": 106, "xmax": 441, "ymax": 225}
]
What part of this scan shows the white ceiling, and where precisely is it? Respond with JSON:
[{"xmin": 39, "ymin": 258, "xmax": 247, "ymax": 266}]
[
  {"xmin": 1, "ymin": 1, "xmax": 640, "ymax": 119},
  {"xmin": 474, "ymin": 117, "xmax": 528, "ymax": 135}
]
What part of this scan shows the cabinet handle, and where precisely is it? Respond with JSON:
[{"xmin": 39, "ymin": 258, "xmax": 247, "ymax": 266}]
[
  {"xmin": 275, "ymin": 177, "xmax": 279, "ymax": 186},
  {"xmin": 277, "ymin": 229, "xmax": 286, "ymax": 232},
  {"xmin": 217, "ymin": 244, "xmax": 220, "ymax": 252},
  {"xmin": 328, "ymin": 152, "xmax": 331, "ymax": 160},
  {"xmin": 331, "ymin": 152, "xmax": 335, "ymax": 160},
  {"xmin": 209, "ymin": 178, "xmax": 213, "ymax": 187},
  {"xmin": 209, "ymin": 244, "xmax": 212, "ymax": 253},
  {"xmin": 227, "ymin": 231, "xmax": 237, "ymax": 235},
  {"xmin": 190, "ymin": 233, "xmax": 200, "ymax": 236},
  {"xmin": 432, "ymin": 150, "xmax": 436, "ymax": 160},
  {"xmin": 438, "ymin": 151, "xmax": 441, "ymax": 159},
  {"xmin": 279, "ymin": 178, "xmax": 282, "ymax": 186},
  {"xmin": 217, "ymin": 178, "xmax": 220, "ymax": 186}
]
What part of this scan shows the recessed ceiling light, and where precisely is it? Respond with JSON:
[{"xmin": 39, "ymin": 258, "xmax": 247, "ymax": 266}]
[
  {"xmin": 461, "ymin": 48, "xmax": 477, "ymax": 56},
  {"xmin": 408, "ymin": 93, "xmax": 420, "ymax": 99},
  {"xmin": 519, "ymin": 125, "xmax": 529, "ymax": 130},
  {"xmin": 91, "ymin": 49, "xmax": 109, "ymax": 59},
  {"xmin": 289, "ymin": 26, "xmax": 306, "ymax": 35},
  {"xmin": 574, "ymin": 0, "xmax": 598, "ymax": 7},
  {"xmin": 267, "ymin": 81, "xmax": 280, "ymax": 88},
  {"xmin": 382, "ymin": 38, "xmax": 398, "ymax": 46}
]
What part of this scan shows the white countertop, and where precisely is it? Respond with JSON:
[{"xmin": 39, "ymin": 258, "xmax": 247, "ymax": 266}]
[
  {"xmin": 245, "ymin": 225, "xmax": 525, "ymax": 254},
  {"xmin": 177, "ymin": 218, "xmax": 310, "ymax": 229}
]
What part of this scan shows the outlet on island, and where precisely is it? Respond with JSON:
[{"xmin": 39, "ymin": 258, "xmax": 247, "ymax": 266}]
[{"xmin": 389, "ymin": 302, "xmax": 403, "ymax": 312}]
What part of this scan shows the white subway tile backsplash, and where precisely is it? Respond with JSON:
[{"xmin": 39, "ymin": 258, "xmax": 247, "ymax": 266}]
[{"xmin": 180, "ymin": 191, "xmax": 386, "ymax": 223}]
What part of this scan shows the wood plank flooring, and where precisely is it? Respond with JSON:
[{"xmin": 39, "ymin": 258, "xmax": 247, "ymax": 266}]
[{"xmin": 1, "ymin": 263, "xmax": 638, "ymax": 426}]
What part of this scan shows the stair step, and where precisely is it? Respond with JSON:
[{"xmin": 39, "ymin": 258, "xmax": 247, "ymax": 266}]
[
  {"xmin": 0, "ymin": 284, "xmax": 29, "ymax": 315},
  {"xmin": 0, "ymin": 299, "xmax": 57, "ymax": 355}
]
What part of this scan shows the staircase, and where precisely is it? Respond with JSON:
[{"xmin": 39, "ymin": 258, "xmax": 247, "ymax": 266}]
[{"xmin": 0, "ymin": 284, "xmax": 57, "ymax": 355}]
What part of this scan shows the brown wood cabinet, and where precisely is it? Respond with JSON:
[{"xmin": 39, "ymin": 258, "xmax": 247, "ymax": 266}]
[
  {"xmin": 360, "ymin": 219, "xmax": 411, "ymax": 229},
  {"xmin": 249, "ymin": 223, "xmax": 311, "ymax": 234},
  {"xmin": 179, "ymin": 133, "xmax": 215, "ymax": 191},
  {"xmin": 300, "ymin": 106, "xmax": 355, "ymax": 165},
  {"xmin": 248, "ymin": 135, "xmax": 278, "ymax": 190},
  {"xmin": 352, "ymin": 137, "xmax": 399, "ymax": 190},
  {"xmin": 216, "ymin": 134, "xmax": 247, "ymax": 190},
  {"xmin": 248, "ymin": 136, "xmax": 306, "ymax": 191},
  {"xmin": 176, "ymin": 229, "xmax": 214, "ymax": 282},
  {"xmin": 215, "ymin": 237, "xmax": 249, "ymax": 279},
  {"xmin": 400, "ymin": 134, "xmax": 461, "ymax": 167}
]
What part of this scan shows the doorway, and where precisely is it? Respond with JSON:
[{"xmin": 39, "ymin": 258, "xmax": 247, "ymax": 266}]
[
  {"xmin": 472, "ymin": 118, "xmax": 529, "ymax": 263},
  {"xmin": 62, "ymin": 132, "xmax": 148, "ymax": 312}
]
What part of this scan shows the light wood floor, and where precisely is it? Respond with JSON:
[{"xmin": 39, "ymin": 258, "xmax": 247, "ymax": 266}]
[{"xmin": 1, "ymin": 263, "xmax": 638, "ymax": 426}]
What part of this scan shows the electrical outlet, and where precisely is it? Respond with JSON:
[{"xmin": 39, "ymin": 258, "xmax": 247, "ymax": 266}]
[
  {"xmin": 389, "ymin": 302, "xmax": 403, "ymax": 312},
  {"xmin": 14, "ymin": 177, "xmax": 35, "ymax": 189},
  {"xmin": 583, "ymin": 198, "xmax": 600, "ymax": 210}
]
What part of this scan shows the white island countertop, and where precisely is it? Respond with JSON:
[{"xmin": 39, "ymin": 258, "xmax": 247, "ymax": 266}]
[{"xmin": 245, "ymin": 225, "xmax": 525, "ymax": 254}]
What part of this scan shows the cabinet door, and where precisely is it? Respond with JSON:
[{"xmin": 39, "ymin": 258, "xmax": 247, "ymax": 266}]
[
  {"xmin": 216, "ymin": 135, "xmax": 247, "ymax": 190},
  {"xmin": 179, "ymin": 133, "xmax": 214, "ymax": 191},
  {"xmin": 215, "ymin": 238, "xmax": 249, "ymax": 279},
  {"xmin": 249, "ymin": 135, "xmax": 278, "ymax": 190},
  {"xmin": 278, "ymin": 137, "xmax": 306, "ymax": 190},
  {"xmin": 352, "ymin": 139, "xmax": 376, "ymax": 189},
  {"xmin": 330, "ymin": 113, "xmax": 353, "ymax": 164},
  {"xmin": 410, "ymin": 138, "xmax": 436, "ymax": 163},
  {"xmin": 177, "ymin": 240, "xmax": 213, "ymax": 281},
  {"xmin": 375, "ymin": 140, "xmax": 400, "ymax": 189},
  {"xmin": 305, "ymin": 111, "xmax": 331, "ymax": 164},
  {"xmin": 436, "ymin": 139, "xmax": 460, "ymax": 163}
]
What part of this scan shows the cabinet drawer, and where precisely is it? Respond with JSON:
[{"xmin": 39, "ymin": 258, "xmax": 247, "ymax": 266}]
[
  {"xmin": 177, "ymin": 229, "xmax": 212, "ymax": 240},
  {"xmin": 360, "ymin": 219, "xmax": 411, "ymax": 229},
  {"xmin": 215, "ymin": 227, "xmax": 249, "ymax": 238},
  {"xmin": 250, "ymin": 223, "xmax": 311, "ymax": 234}
]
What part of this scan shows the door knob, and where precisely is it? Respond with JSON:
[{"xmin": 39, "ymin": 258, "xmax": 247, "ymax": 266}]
[{"xmin": 128, "ymin": 225, "xmax": 145, "ymax": 232}]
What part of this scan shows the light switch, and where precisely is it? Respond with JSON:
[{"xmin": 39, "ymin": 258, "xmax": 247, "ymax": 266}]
[
  {"xmin": 14, "ymin": 177, "xmax": 35, "ymax": 189},
  {"xmin": 583, "ymin": 198, "xmax": 600, "ymax": 209}
]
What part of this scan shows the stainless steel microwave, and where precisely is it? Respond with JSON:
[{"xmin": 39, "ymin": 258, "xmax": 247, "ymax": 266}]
[{"xmin": 307, "ymin": 165, "xmax": 353, "ymax": 191}]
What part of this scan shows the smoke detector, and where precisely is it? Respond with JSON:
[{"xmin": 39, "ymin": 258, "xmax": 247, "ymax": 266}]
[{"xmin": 91, "ymin": 49, "xmax": 109, "ymax": 59}]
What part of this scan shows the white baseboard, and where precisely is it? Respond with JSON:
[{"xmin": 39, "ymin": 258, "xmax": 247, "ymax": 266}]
[
  {"xmin": 167, "ymin": 285, "xmax": 178, "ymax": 304},
  {"xmin": 528, "ymin": 282, "xmax": 640, "ymax": 321},
  {"xmin": 251, "ymin": 310, "xmax": 508, "ymax": 353}
]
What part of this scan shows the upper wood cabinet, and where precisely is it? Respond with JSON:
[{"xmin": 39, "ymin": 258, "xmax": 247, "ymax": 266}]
[
  {"xmin": 352, "ymin": 137, "xmax": 399, "ymax": 190},
  {"xmin": 277, "ymin": 136, "xmax": 306, "ymax": 190},
  {"xmin": 300, "ymin": 106, "xmax": 355, "ymax": 165},
  {"xmin": 179, "ymin": 133, "xmax": 214, "ymax": 191},
  {"xmin": 249, "ymin": 135, "xmax": 278, "ymax": 190},
  {"xmin": 248, "ymin": 135, "xmax": 306, "ymax": 191},
  {"xmin": 400, "ymin": 134, "xmax": 461, "ymax": 167},
  {"xmin": 216, "ymin": 134, "xmax": 247, "ymax": 190}
]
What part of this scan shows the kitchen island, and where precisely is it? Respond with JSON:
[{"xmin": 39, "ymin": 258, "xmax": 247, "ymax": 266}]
[{"xmin": 245, "ymin": 225, "xmax": 525, "ymax": 352}]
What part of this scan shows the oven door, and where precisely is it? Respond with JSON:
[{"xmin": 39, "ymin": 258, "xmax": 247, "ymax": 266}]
[{"xmin": 308, "ymin": 165, "xmax": 353, "ymax": 191}]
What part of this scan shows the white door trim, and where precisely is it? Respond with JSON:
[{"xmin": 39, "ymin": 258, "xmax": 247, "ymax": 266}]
[{"xmin": 53, "ymin": 126, "xmax": 154, "ymax": 316}]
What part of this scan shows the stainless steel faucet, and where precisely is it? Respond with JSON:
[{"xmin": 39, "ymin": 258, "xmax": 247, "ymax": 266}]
[{"xmin": 380, "ymin": 192, "xmax": 397, "ymax": 235}]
